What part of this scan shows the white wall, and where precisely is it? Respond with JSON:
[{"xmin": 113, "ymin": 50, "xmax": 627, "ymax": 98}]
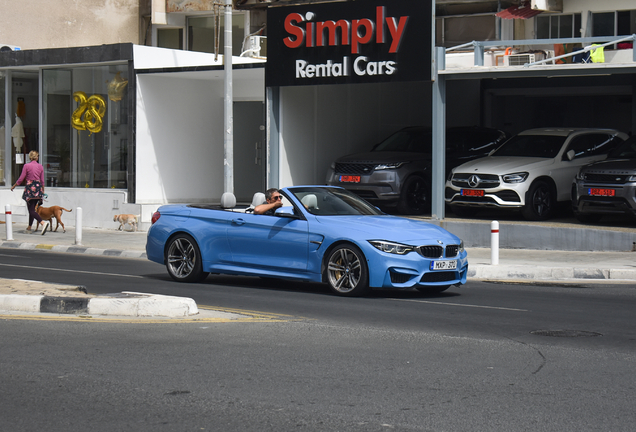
[
  {"xmin": 136, "ymin": 74, "xmax": 224, "ymax": 204},
  {"xmin": 135, "ymin": 67, "xmax": 265, "ymax": 205}
]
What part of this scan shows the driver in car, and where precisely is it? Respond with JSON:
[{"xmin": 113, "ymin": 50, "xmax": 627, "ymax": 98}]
[{"xmin": 254, "ymin": 188, "xmax": 284, "ymax": 215}]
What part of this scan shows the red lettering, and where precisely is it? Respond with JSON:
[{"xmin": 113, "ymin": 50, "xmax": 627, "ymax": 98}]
[
  {"xmin": 386, "ymin": 16, "xmax": 409, "ymax": 53},
  {"xmin": 316, "ymin": 20, "xmax": 350, "ymax": 47},
  {"xmin": 376, "ymin": 6, "xmax": 385, "ymax": 44},
  {"xmin": 351, "ymin": 18, "xmax": 374, "ymax": 54},
  {"xmin": 284, "ymin": 13, "xmax": 305, "ymax": 49}
]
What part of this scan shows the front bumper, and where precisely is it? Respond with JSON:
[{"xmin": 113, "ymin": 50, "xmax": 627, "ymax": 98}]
[
  {"xmin": 326, "ymin": 169, "xmax": 400, "ymax": 205},
  {"xmin": 364, "ymin": 244, "xmax": 469, "ymax": 289},
  {"xmin": 573, "ymin": 180, "xmax": 636, "ymax": 216}
]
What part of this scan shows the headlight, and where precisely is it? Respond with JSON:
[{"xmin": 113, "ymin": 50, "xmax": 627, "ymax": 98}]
[
  {"xmin": 502, "ymin": 172, "xmax": 529, "ymax": 183},
  {"xmin": 375, "ymin": 162, "xmax": 408, "ymax": 170},
  {"xmin": 459, "ymin": 240, "xmax": 465, "ymax": 253},
  {"xmin": 330, "ymin": 162, "xmax": 336, "ymax": 169},
  {"xmin": 369, "ymin": 240, "xmax": 414, "ymax": 255},
  {"xmin": 628, "ymin": 175, "xmax": 636, "ymax": 182},
  {"xmin": 575, "ymin": 170, "xmax": 585, "ymax": 181}
]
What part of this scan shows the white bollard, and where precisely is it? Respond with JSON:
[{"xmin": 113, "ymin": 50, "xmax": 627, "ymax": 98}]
[
  {"xmin": 75, "ymin": 207, "xmax": 83, "ymax": 245},
  {"xmin": 5, "ymin": 205, "xmax": 14, "ymax": 241},
  {"xmin": 491, "ymin": 220, "xmax": 499, "ymax": 265}
]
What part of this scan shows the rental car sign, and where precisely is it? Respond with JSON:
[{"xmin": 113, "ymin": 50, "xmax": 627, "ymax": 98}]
[{"xmin": 266, "ymin": 0, "xmax": 432, "ymax": 87}]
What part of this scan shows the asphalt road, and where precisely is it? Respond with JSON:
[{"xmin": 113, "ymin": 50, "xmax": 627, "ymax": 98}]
[{"xmin": 1, "ymin": 249, "xmax": 635, "ymax": 431}]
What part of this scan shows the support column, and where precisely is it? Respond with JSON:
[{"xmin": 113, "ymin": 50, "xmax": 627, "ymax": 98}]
[{"xmin": 431, "ymin": 47, "xmax": 446, "ymax": 220}]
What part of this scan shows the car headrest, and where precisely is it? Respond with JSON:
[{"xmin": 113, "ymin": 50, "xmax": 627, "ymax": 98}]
[
  {"xmin": 220, "ymin": 192, "xmax": 236, "ymax": 209},
  {"xmin": 251, "ymin": 192, "xmax": 266, "ymax": 207},
  {"xmin": 301, "ymin": 194, "xmax": 318, "ymax": 210}
]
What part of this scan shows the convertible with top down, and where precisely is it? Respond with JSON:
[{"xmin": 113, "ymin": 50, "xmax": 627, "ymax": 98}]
[{"xmin": 146, "ymin": 186, "xmax": 468, "ymax": 296}]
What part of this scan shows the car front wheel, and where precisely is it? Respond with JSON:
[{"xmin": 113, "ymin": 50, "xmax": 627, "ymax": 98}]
[
  {"xmin": 522, "ymin": 180, "xmax": 554, "ymax": 221},
  {"xmin": 398, "ymin": 175, "xmax": 430, "ymax": 215},
  {"xmin": 165, "ymin": 233, "xmax": 209, "ymax": 283},
  {"xmin": 325, "ymin": 244, "xmax": 370, "ymax": 297}
]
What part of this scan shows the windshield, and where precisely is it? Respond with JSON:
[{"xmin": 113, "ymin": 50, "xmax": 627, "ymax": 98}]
[
  {"xmin": 493, "ymin": 134, "xmax": 566, "ymax": 158},
  {"xmin": 372, "ymin": 129, "xmax": 432, "ymax": 153},
  {"xmin": 290, "ymin": 187, "xmax": 384, "ymax": 216},
  {"xmin": 608, "ymin": 136, "xmax": 636, "ymax": 159}
]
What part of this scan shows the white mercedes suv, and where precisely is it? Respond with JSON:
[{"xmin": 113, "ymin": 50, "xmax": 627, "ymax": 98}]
[{"xmin": 445, "ymin": 128, "xmax": 628, "ymax": 220}]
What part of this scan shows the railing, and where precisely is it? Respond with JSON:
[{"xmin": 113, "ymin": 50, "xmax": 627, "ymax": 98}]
[{"xmin": 445, "ymin": 34, "xmax": 636, "ymax": 67}]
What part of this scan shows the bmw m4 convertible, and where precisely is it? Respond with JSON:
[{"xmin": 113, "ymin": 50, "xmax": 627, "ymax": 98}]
[{"xmin": 146, "ymin": 186, "xmax": 468, "ymax": 296}]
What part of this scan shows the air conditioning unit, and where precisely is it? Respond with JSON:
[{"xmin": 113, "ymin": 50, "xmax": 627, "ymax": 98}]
[
  {"xmin": 531, "ymin": 0, "xmax": 563, "ymax": 12},
  {"xmin": 0, "ymin": 43, "xmax": 21, "ymax": 52},
  {"xmin": 504, "ymin": 53, "xmax": 536, "ymax": 66},
  {"xmin": 242, "ymin": 35, "xmax": 267, "ymax": 58}
]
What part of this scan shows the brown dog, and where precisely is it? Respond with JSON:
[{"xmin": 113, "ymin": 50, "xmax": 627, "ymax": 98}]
[
  {"xmin": 114, "ymin": 214, "xmax": 138, "ymax": 231},
  {"xmin": 36, "ymin": 204, "xmax": 72, "ymax": 233}
]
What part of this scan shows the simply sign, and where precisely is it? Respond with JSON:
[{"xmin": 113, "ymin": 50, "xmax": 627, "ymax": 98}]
[{"xmin": 266, "ymin": 0, "xmax": 432, "ymax": 87}]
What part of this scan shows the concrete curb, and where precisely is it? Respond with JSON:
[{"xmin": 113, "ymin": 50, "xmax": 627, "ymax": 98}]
[
  {"xmin": 469, "ymin": 264, "xmax": 636, "ymax": 281},
  {"xmin": 0, "ymin": 291, "xmax": 198, "ymax": 317},
  {"xmin": 0, "ymin": 240, "xmax": 146, "ymax": 259}
]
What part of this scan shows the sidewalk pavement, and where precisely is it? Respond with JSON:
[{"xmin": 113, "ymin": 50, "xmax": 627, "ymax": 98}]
[{"xmin": 1, "ymin": 225, "xmax": 635, "ymax": 318}]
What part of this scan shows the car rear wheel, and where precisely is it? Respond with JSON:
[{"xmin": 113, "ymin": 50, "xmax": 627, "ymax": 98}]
[
  {"xmin": 522, "ymin": 180, "xmax": 554, "ymax": 221},
  {"xmin": 166, "ymin": 234, "xmax": 209, "ymax": 283},
  {"xmin": 416, "ymin": 285, "xmax": 450, "ymax": 294},
  {"xmin": 325, "ymin": 244, "xmax": 370, "ymax": 297},
  {"xmin": 398, "ymin": 175, "xmax": 430, "ymax": 215}
]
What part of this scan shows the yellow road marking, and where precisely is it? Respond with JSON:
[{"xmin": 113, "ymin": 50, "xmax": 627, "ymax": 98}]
[{"xmin": 0, "ymin": 305, "xmax": 306, "ymax": 324}]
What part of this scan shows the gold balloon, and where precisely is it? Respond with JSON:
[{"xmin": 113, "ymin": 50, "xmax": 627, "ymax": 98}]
[
  {"xmin": 71, "ymin": 92, "xmax": 106, "ymax": 134},
  {"xmin": 107, "ymin": 72, "xmax": 129, "ymax": 102},
  {"xmin": 72, "ymin": 91, "xmax": 87, "ymax": 131},
  {"xmin": 84, "ymin": 94, "xmax": 107, "ymax": 134}
]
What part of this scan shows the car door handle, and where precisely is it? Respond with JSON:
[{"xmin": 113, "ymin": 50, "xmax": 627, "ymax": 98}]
[{"xmin": 232, "ymin": 218, "xmax": 246, "ymax": 226}]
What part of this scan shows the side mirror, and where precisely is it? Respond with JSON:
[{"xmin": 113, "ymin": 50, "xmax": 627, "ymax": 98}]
[
  {"xmin": 566, "ymin": 149, "xmax": 576, "ymax": 161},
  {"xmin": 275, "ymin": 206, "xmax": 298, "ymax": 218}
]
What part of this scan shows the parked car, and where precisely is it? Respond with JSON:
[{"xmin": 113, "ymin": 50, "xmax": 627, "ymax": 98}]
[
  {"xmin": 325, "ymin": 126, "xmax": 507, "ymax": 215},
  {"xmin": 571, "ymin": 135, "xmax": 636, "ymax": 222},
  {"xmin": 146, "ymin": 186, "xmax": 468, "ymax": 297},
  {"xmin": 445, "ymin": 128, "xmax": 628, "ymax": 220}
]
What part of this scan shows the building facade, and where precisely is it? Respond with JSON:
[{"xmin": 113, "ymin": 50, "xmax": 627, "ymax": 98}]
[{"xmin": 1, "ymin": 0, "xmax": 635, "ymax": 228}]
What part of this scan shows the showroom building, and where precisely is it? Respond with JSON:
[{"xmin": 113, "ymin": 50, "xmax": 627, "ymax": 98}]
[{"xmin": 1, "ymin": 0, "xmax": 635, "ymax": 228}]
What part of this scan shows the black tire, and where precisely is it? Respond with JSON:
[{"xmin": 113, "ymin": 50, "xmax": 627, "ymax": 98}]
[
  {"xmin": 416, "ymin": 285, "xmax": 450, "ymax": 295},
  {"xmin": 522, "ymin": 180, "xmax": 554, "ymax": 221},
  {"xmin": 451, "ymin": 205, "xmax": 478, "ymax": 218},
  {"xmin": 165, "ymin": 233, "xmax": 209, "ymax": 283},
  {"xmin": 398, "ymin": 175, "xmax": 430, "ymax": 215},
  {"xmin": 325, "ymin": 244, "xmax": 370, "ymax": 297}
]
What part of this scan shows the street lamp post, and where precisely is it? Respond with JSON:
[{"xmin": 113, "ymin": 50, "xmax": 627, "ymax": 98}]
[{"xmin": 224, "ymin": 0, "xmax": 234, "ymax": 195}]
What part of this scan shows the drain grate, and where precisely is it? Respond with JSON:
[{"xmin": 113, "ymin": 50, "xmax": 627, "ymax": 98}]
[{"xmin": 530, "ymin": 330, "xmax": 602, "ymax": 338}]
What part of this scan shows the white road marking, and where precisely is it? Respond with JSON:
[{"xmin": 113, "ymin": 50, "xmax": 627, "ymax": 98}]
[
  {"xmin": 390, "ymin": 298, "xmax": 529, "ymax": 312},
  {"xmin": 0, "ymin": 262, "xmax": 144, "ymax": 278}
]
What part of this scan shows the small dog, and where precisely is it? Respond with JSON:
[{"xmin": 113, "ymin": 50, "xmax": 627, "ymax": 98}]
[
  {"xmin": 114, "ymin": 214, "xmax": 139, "ymax": 232},
  {"xmin": 36, "ymin": 204, "xmax": 72, "ymax": 233}
]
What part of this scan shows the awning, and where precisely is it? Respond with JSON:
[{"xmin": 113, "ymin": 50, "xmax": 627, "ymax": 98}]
[{"xmin": 496, "ymin": 4, "xmax": 543, "ymax": 20}]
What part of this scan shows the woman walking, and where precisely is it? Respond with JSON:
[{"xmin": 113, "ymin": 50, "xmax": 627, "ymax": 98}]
[{"xmin": 10, "ymin": 150, "xmax": 50, "ymax": 235}]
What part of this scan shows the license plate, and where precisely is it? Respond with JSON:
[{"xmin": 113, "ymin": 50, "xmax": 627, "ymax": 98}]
[
  {"xmin": 430, "ymin": 260, "xmax": 457, "ymax": 271},
  {"xmin": 339, "ymin": 175, "xmax": 360, "ymax": 183},
  {"xmin": 588, "ymin": 188, "xmax": 615, "ymax": 197},
  {"xmin": 461, "ymin": 189, "xmax": 484, "ymax": 197}
]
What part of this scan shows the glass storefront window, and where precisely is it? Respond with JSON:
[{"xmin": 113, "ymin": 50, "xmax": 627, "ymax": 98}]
[{"xmin": 43, "ymin": 65, "xmax": 129, "ymax": 189}]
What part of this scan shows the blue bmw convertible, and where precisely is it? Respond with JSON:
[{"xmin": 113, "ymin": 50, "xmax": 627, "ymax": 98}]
[{"xmin": 146, "ymin": 186, "xmax": 468, "ymax": 296}]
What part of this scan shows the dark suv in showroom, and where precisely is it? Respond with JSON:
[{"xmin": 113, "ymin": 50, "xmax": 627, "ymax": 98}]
[
  {"xmin": 325, "ymin": 126, "xmax": 507, "ymax": 215},
  {"xmin": 572, "ymin": 135, "xmax": 636, "ymax": 223}
]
